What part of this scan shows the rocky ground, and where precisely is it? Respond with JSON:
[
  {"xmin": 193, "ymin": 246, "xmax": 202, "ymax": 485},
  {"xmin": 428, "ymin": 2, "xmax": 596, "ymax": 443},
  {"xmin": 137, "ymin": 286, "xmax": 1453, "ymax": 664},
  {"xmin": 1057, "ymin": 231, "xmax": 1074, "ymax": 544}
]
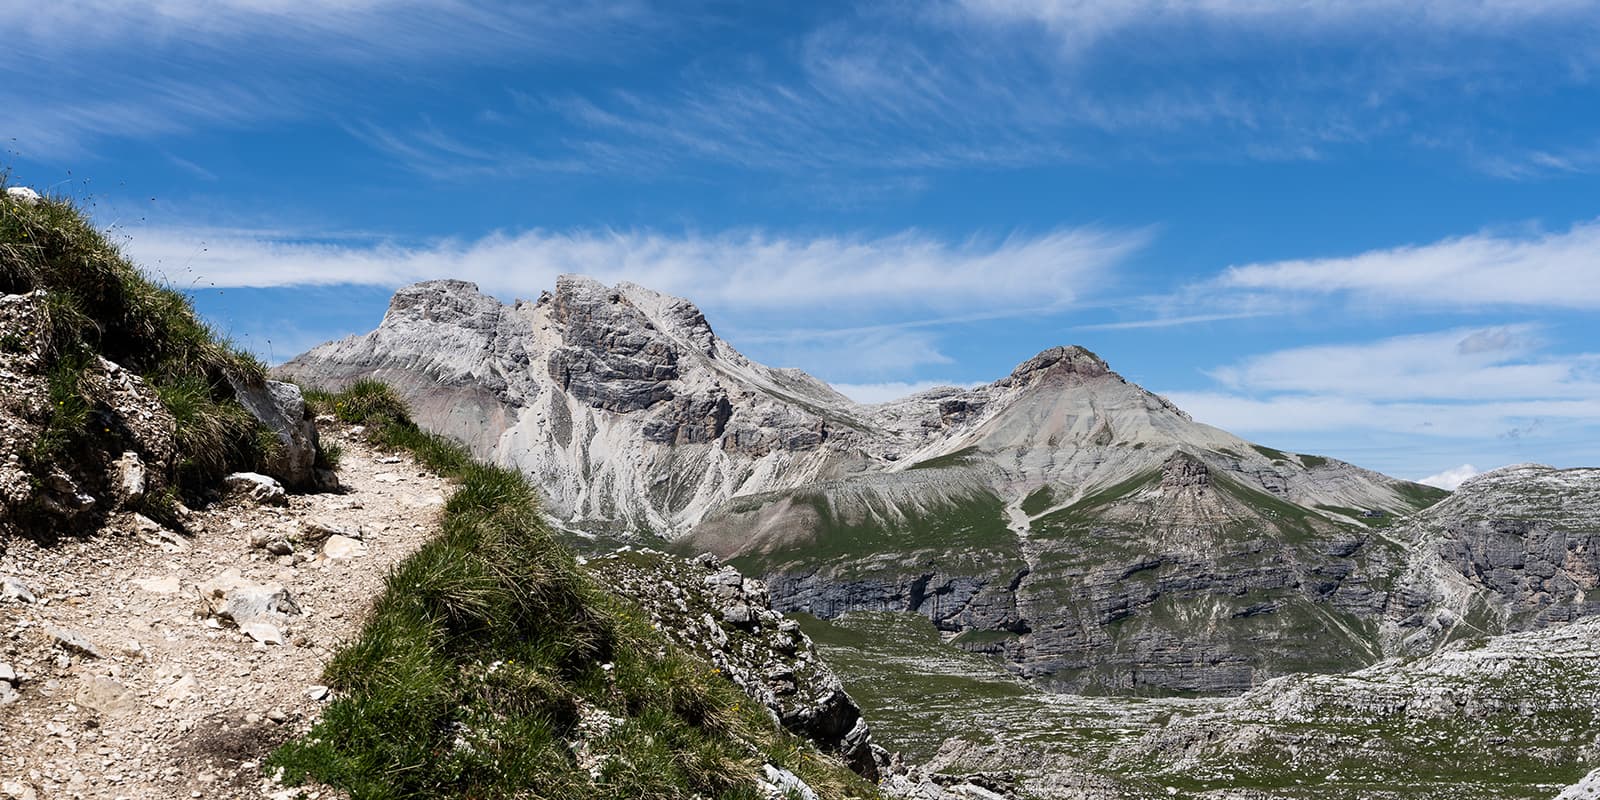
[{"xmin": 0, "ymin": 424, "xmax": 448, "ymax": 800}]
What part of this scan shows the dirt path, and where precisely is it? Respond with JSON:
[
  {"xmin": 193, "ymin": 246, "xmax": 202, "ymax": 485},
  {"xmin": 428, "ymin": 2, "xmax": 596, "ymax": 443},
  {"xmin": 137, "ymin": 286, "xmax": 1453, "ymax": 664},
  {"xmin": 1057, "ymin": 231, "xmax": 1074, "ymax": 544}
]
[{"xmin": 0, "ymin": 424, "xmax": 448, "ymax": 800}]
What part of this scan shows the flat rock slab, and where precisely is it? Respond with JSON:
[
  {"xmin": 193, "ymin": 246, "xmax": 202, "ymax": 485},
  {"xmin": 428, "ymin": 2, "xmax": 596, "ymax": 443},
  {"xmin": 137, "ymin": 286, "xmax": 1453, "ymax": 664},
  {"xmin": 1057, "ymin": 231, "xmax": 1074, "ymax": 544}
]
[
  {"xmin": 323, "ymin": 534, "xmax": 367, "ymax": 560},
  {"xmin": 134, "ymin": 575, "xmax": 181, "ymax": 594},
  {"xmin": 75, "ymin": 676, "xmax": 136, "ymax": 717},
  {"xmin": 45, "ymin": 625, "xmax": 104, "ymax": 659}
]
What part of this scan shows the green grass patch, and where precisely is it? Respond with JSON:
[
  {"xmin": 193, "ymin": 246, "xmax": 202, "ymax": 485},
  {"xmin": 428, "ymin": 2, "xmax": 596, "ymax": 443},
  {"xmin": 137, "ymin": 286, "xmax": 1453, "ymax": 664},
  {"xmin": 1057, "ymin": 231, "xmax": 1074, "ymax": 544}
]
[
  {"xmin": 1395, "ymin": 481, "xmax": 1450, "ymax": 510},
  {"xmin": 1298, "ymin": 453, "xmax": 1329, "ymax": 469},
  {"xmin": 1250, "ymin": 443, "xmax": 1289, "ymax": 461},
  {"xmin": 724, "ymin": 486, "xmax": 1025, "ymax": 580},
  {"xmin": 271, "ymin": 383, "xmax": 879, "ymax": 799},
  {"xmin": 1020, "ymin": 485, "xmax": 1055, "ymax": 516},
  {"xmin": 1, "ymin": 186, "xmax": 274, "ymax": 512},
  {"xmin": 905, "ymin": 445, "xmax": 980, "ymax": 471}
]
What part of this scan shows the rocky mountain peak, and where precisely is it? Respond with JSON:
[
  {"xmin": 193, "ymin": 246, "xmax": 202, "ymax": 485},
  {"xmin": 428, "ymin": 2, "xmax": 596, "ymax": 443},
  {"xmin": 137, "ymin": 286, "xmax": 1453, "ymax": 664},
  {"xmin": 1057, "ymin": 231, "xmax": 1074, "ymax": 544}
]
[
  {"xmin": 1160, "ymin": 451, "xmax": 1211, "ymax": 493},
  {"xmin": 382, "ymin": 279, "xmax": 500, "ymax": 326},
  {"xmin": 998, "ymin": 345, "xmax": 1111, "ymax": 387}
]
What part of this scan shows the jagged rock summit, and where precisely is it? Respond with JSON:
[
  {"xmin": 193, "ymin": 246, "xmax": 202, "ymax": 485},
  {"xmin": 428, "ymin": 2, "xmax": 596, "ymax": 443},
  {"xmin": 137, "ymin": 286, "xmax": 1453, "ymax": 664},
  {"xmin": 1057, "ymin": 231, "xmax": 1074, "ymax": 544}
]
[
  {"xmin": 283, "ymin": 276, "xmax": 1425, "ymax": 537},
  {"xmin": 282, "ymin": 276, "xmax": 1450, "ymax": 693}
]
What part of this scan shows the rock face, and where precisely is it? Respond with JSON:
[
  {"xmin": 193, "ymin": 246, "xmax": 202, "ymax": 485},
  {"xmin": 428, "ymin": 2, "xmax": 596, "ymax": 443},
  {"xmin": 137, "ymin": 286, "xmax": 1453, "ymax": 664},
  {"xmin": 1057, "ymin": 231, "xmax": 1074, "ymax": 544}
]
[
  {"xmin": 281, "ymin": 276, "xmax": 1450, "ymax": 693},
  {"xmin": 280, "ymin": 277, "xmax": 871, "ymax": 537},
  {"xmin": 0, "ymin": 291, "xmax": 178, "ymax": 536},
  {"xmin": 586, "ymin": 549, "xmax": 881, "ymax": 778},
  {"xmin": 228, "ymin": 374, "xmax": 320, "ymax": 489},
  {"xmin": 1383, "ymin": 464, "xmax": 1600, "ymax": 655},
  {"xmin": 1133, "ymin": 615, "xmax": 1600, "ymax": 797}
]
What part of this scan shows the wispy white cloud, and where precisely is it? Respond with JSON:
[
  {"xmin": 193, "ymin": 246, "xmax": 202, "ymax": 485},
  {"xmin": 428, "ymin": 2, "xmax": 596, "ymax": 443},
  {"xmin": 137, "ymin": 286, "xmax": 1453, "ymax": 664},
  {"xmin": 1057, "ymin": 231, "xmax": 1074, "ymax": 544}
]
[
  {"xmin": 1418, "ymin": 463, "xmax": 1482, "ymax": 491},
  {"xmin": 1165, "ymin": 326, "xmax": 1600, "ymax": 445},
  {"xmin": 1071, "ymin": 311, "xmax": 1276, "ymax": 331},
  {"xmin": 0, "ymin": 1, "xmax": 675, "ymax": 159},
  {"xmin": 1215, "ymin": 219, "xmax": 1600, "ymax": 310},
  {"xmin": 121, "ymin": 222, "xmax": 1149, "ymax": 314},
  {"xmin": 1, "ymin": 0, "xmax": 667, "ymax": 62},
  {"xmin": 1167, "ymin": 391, "xmax": 1600, "ymax": 438},
  {"xmin": 1207, "ymin": 326, "xmax": 1600, "ymax": 401},
  {"xmin": 832, "ymin": 380, "xmax": 987, "ymax": 404},
  {"xmin": 958, "ymin": 0, "xmax": 1600, "ymax": 42}
]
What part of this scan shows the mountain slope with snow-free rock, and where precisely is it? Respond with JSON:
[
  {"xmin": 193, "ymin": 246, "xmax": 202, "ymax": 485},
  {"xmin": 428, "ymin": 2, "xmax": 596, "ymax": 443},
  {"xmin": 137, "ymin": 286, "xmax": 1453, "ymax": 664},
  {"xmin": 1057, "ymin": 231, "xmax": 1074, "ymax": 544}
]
[{"xmin": 282, "ymin": 276, "xmax": 1463, "ymax": 692}]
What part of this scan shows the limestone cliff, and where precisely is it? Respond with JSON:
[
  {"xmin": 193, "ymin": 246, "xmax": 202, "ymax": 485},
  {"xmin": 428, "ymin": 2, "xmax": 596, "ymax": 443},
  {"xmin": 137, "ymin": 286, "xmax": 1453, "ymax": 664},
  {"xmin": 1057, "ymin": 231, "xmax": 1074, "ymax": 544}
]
[{"xmin": 281, "ymin": 277, "xmax": 1457, "ymax": 693}]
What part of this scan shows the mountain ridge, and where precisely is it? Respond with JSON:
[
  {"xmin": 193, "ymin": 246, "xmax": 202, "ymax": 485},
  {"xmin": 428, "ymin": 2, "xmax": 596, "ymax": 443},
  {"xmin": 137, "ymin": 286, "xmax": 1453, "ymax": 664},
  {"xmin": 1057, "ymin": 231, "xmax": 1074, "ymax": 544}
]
[{"xmin": 281, "ymin": 275, "xmax": 1450, "ymax": 693}]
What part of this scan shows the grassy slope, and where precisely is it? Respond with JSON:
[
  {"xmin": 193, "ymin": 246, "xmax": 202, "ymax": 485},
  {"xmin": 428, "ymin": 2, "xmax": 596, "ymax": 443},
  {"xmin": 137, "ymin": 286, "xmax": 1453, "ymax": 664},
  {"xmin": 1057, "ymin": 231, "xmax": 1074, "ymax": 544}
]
[
  {"xmin": 0, "ymin": 185, "xmax": 283, "ymax": 523},
  {"xmin": 272, "ymin": 382, "xmax": 879, "ymax": 799},
  {"xmin": 1017, "ymin": 469, "xmax": 1391, "ymax": 691}
]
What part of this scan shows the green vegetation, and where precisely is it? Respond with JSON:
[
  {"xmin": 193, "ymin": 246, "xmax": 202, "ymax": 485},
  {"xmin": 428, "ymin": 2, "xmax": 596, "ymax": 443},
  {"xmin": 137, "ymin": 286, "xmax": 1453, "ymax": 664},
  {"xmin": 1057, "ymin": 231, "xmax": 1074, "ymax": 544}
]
[
  {"xmin": 723, "ymin": 486, "xmax": 1025, "ymax": 580},
  {"xmin": 272, "ymin": 384, "xmax": 877, "ymax": 800},
  {"xmin": 1395, "ymin": 481, "xmax": 1451, "ymax": 510},
  {"xmin": 1251, "ymin": 443, "xmax": 1289, "ymax": 461},
  {"xmin": 1020, "ymin": 485, "xmax": 1055, "ymax": 516},
  {"xmin": 0, "ymin": 184, "xmax": 273, "ymax": 515},
  {"xmin": 906, "ymin": 445, "xmax": 980, "ymax": 470},
  {"xmin": 1298, "ymin": 453, "xmax": 1329, "ymax": 469}
]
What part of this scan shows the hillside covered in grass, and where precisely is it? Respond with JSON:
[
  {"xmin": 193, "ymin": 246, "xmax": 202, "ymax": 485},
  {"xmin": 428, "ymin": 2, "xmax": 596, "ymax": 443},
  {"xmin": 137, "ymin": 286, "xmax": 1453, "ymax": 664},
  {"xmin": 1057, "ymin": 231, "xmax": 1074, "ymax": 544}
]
[
  {"xmin": 270, "ymin": 380, "xmax": 882, "ymax": 799},
  {"xmin": 0, "ymin": 181, "xmax": 320, "ymax": 537}
]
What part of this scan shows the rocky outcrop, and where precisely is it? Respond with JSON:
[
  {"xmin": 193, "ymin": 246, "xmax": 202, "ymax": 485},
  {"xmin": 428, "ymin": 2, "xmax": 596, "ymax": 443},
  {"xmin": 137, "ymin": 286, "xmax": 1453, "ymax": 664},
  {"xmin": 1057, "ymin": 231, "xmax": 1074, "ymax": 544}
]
[
  {"xmin": 586, "ymin": 548, "xmax": 882, "ymax": 778},
  {"xmin": 227, "ymin": 373, "xmax": 320, "ymax": 489},
  {"xmin": 0, "ymin": 292, "xmax": 178, "ymax": 536},
  {"xmin": 1383, "ymin": 464, "xmax": 1600, "ymax": 655}
]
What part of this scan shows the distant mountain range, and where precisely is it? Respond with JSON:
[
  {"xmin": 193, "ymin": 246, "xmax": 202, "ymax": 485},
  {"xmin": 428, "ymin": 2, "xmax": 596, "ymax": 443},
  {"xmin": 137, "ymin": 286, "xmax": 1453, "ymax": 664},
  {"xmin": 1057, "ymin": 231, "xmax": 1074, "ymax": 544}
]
[{"xmin": 281, "ymin": 276, "xmax": 1597, "ymax": 693}]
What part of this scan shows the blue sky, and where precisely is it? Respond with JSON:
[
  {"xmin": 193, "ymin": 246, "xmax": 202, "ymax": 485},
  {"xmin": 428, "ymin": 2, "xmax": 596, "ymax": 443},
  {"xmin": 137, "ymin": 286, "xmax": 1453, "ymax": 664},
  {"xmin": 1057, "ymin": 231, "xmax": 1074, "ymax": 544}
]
[{"xmin": 6, "ymin": 0, "xmax": 1600, "ymax": 486}]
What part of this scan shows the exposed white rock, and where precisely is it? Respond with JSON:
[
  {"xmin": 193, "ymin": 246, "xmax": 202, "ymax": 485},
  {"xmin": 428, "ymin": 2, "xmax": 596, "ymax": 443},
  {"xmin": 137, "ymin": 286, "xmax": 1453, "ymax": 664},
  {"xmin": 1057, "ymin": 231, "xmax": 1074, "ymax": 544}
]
[
  {"xmin": 282, "ymin": 277, "xmax": 1429, "ymax": 541},
  {"xmin": 760, "ymin": 763, "xmax": 819, "ymax": 800},
  {"xmin": 197, "ymin": 568, "xmax": 299, "ymax": 626},
  {"xmin": 223, "ymin": 472, "xmax": 288, "ymax": 506},
  {"xmin": 4, "ymin": 186, "xmax": 40, "ymax": 205},
  {"xmin": 134, "ymin": 575, "xmax": 181, "ymax": 594},
  {"xmin": 1, "ymin": 575, "xmax": 36, "ymax": 603},
  {"xmin": 75, "ymin": 675, "xmax": 136, "ymax": 717},
  {"xmin": 228, "ymin": 375, "xmax": 320, "ymax": 488},
  {"xmin": 1556, "ymin": 768, "xmax": 1600, "ymax": 800},
  {"xmin": 113, "ymin": 450, "xmax": 147, "ymax": 505},
  {"xmin": 322, "ymin": 534, "xmax": 366, "ymax": 560},
  {"xmin": 241, "ymin": 621, "xmax": 285, "ymax": 646},
  {"xmin": 45, "ymin": 625, "xmax": 105, "ymax": 659}
]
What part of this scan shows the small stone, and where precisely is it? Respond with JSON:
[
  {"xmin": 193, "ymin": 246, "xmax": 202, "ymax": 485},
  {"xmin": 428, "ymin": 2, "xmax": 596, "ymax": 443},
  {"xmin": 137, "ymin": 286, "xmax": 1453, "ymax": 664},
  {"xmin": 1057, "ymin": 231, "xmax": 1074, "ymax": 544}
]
[
  {"xmin": 113, "ymin": 451, "xmax": 147, "ymax": 506},
  {"xmin": 300, "ymin": 520, "xmax": 357, "ymax": 542},
  {"xmin": 266, "ymin": 709, "xmax": 289, "ymax": 723},
  {"xmin": 1, "ymin": 778, "xmax": 39, "ymax": 800},
  {"xmin": 223, "ymin": 472, "xmax": 288, "ymax": 506},
  {"xmin": 264, "ymin": 539, "xmax": 295, "ymax": 556},
  {"xmin": 75, "ymin": 676, "xmax": 137, "ymax": 717},
  {"xmin": 163, "ymin": 674, "xmax": 199, "ymax": 702},
  {"xmin": 0, "ymin": 662, "xmax": 15, "ymax": 684},
  {"xmin": 45, "ymin": 625, "xmax": 105, "ymax": 659},
  {"xmin": 241, "ymin": 621, "xmax": 285, "ymax": 646},
  {"xmin": 1, "ymin": 576, "xmax": 37, "ymax": 604},
  {"xmin": 721, "ymin": 603, "xmax": 756, "ymax": 626},
  {"xmin": 306, "ymin": 685, "xmax": 330, "ymax": 701},
  {"xmin": 322, "ymin": 534, "xmax": 366, "ymax": 560}
]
